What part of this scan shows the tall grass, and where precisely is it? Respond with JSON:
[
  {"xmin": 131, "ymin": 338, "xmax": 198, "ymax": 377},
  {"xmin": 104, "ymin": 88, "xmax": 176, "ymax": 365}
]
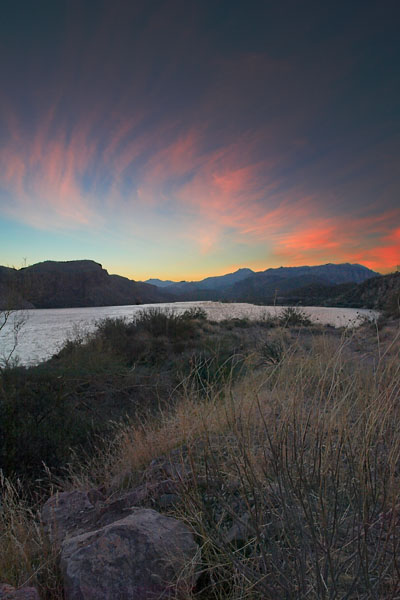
[
  {"xmin": 0, "ymin": 474, "xmax": 62, "ymax": 598},
  {"xmin": 81, "ymin": 330, "xmax": 400, "ymax": 598}
]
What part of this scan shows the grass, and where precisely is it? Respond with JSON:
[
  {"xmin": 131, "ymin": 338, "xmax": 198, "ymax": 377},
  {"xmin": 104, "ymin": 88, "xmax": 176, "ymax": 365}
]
[
  {"xmin": 0, "ymin": 312, "xmax": 399, "ymax": 598},
  {"xmin": 0, "ymin": 474, "xmax": 62, "ymax": 598}
]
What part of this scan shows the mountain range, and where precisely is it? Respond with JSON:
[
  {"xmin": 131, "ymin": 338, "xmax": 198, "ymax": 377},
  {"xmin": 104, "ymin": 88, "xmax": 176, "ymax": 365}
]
[
  {"xmin": 145, "ymin": 263, "xmax": 378, "ymax": 303},
  {"xmin": 0, "ymin": 260, "xmax": 388, "ymax": 310}
]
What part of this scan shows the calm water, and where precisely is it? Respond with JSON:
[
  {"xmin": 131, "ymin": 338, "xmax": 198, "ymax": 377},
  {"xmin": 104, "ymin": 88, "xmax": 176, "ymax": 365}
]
[{"xmin": 0, "ymin": 301, "xmax": 379, "ymax": 366}]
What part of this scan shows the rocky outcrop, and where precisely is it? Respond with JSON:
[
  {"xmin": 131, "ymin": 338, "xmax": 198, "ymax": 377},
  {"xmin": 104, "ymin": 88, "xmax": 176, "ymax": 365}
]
[
  {"xmin": 60, "ymin": 509, "xmax": 199, "ymax": 600},
  {"xmin": 42, "ymin": 486, "xmax": 200, "ymax": 600},
  {"xmin": 0, "ymin": 260, "xmax": 173, "ymax": 309},
  {"xmin": 42, "ymin": 490, "xmax": 97, "ymax": 547}
]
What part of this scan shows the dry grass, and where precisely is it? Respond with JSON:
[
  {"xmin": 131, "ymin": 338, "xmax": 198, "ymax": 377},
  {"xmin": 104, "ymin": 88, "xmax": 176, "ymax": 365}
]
[
  {"xmin": 1, "ymin": 321, "xmax": 400, "ymax": 598},
  {"xmin": 0, "ymin": 474, "xmax": 62, "ymax": 598}
]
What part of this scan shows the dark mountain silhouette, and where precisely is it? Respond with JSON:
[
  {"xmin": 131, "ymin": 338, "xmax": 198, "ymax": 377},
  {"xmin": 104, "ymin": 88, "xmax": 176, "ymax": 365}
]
[
  {"xmin": 146, "ymin": 268, "xmax": 254, "ymax": 292},
  {"xmin": 145, "ymin": 278, "xmax": 175, "ymax": 288},
  {"xmin": 0, "ymin": 260, "xmax": 173, "ymax": 309},
  {"xmin": 0, "ymin": 260, "xmax": 384, "ymax": 310},
  {"xmin": 227, "ymin": 263, "xmax": 379, "ymax": 303},
  {"xmin": 145, "ymin": 263, "xmax": 378, "ymax": 303}
]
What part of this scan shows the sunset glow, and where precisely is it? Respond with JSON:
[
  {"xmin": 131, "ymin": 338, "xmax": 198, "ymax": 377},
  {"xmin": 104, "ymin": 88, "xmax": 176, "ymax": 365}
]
[{"xmin": 0, "ymin": 1, "xmax": 399, "ymax": 278}]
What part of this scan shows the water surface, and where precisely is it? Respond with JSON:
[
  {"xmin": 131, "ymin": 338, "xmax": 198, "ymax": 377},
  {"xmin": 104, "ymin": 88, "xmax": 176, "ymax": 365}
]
[{"xmin": 0, "ymin": 301, "xmax": 379, "ymax": 366}]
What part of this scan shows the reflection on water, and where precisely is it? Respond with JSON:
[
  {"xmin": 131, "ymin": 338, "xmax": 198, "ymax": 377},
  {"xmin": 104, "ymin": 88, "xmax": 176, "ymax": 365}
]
[{"xmin": 0, "ymin": 301, "xmax": 379, "ymax": 366}]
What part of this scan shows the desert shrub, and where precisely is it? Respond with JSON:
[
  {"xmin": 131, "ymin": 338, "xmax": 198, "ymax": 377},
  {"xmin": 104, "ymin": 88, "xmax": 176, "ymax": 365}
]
[
  {"xmin": 180, "ymin": 306, "xmax": 207, "ymax": 320},
  {"xmin": 134, "ymin": 308, "xmax": 200, "ymax": 338},
  {"xmin": 185, "ymin": 351, "xmax": 247, "ymax": 397},
  {"xmin": 0, "ymin": 367, "xmax": 98, "ymax": 478},
  {"xmin": 278, "ymin": 306, "xmax": 312, "ymax": 327},
  {"xmin": 0, "ymin": 311, "xmax": 250, "ymax": 481},
  {"xmin": 218, "ymin": 318, "xmax": 252, "ymax": 330},
  {"xmin": 90, "ymin": 309, "xmax": 203, "ymax": 366},
  {"xmin": 259, "ymin": 339, "xmax": 283, "ymax": 365}
]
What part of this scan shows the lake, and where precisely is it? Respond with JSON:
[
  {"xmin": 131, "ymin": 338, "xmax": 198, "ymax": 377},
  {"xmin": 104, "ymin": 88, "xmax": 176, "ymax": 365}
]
[{"xmin": 0, "ymin": 301, "xmax": 379, "ymax": 366}]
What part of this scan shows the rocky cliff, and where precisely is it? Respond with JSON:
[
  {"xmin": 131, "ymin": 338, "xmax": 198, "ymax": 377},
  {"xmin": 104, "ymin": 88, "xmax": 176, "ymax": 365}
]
[{"xmin": 0, "ymin": 260, "xmax": 172, "ymax": 309}]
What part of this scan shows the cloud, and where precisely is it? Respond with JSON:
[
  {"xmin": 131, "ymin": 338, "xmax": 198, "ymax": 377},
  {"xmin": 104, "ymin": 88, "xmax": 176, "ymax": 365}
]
[{"xmin": 0, "ymin": 1, "xmax": 398, "ymax": 274}]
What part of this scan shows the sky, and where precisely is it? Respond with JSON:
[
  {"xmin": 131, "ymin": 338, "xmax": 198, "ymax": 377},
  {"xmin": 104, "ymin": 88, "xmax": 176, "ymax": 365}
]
[{"xmin": 0, "ymin": 0, "xmax": 399, "ymax": 280}]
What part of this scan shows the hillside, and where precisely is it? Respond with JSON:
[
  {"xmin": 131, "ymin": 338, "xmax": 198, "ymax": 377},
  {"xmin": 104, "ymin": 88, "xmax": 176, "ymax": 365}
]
[
  {"xmin": 333, "ymin": 271, "xmax": 400, "ymax": 312},
  {"xmin": 1, "ymin": 309, "xmax": 399, "ymax": 599},
  {"xmin": 278, "ymin": 272, "xmax": 400, "ymax": 315},
  {"xmin": 0, "ymin": 260, "xmax": 172, "ymax": 309}
]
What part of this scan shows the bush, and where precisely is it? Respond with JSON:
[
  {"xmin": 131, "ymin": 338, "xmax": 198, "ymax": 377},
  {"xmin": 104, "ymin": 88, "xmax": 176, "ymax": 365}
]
[
  {"xmin": 278, "ymin": 306, "xmax": 312, "ymax": 327},
  {"xmin": 259, "ymin": 339, "xmax": 283, "ymax": 365},
  {"xmin": 0, "ymin": 367, "xmax": 96, "ymax": 478}
]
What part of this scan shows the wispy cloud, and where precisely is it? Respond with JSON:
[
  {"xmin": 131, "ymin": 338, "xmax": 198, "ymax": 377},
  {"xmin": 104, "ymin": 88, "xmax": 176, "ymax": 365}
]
[{"xmin": 0, "ymin": 1, "xmax": 398, "ymax": 274}]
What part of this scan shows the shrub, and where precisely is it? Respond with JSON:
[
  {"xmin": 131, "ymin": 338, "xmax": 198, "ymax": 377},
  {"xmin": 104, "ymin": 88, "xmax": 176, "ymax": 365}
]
[
  {"xmin": 133, "ymin": 308, "xmax": 201, "ymax": 339},
  {"xmin": 259, "ymin": 339, "xmax": 283, "ymax": 365},
  {"xmin": 278, "ymin": 306, "xmax": 312, "ymax": 327}
]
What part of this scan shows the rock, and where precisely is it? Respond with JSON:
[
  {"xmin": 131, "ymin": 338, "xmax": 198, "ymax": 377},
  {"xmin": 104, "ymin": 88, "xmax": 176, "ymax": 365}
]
[
  {"xmin": 93, "ymin": 488, "xmax": 150, "ymax": 528},
  {"xmin": 0, "ymin": 584, "xmax": 40, "ymax": 600},
  {"xmin": 41, "ymin": 490, "xmax": 94, "ymax": 546},
  {"xmin": 60, "ymin": 508, "xmax": 200, "ymax": 600},
  {"xmin": 42, "ymin": 480, "xmax": 188, "ymax": 551}
]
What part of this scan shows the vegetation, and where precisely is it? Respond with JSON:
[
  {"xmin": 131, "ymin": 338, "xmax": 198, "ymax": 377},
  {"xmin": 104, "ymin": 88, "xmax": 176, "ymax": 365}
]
[
  {"xmin": 278, "ymin": 306, "xmax": 312, "ymax": 327},
  {"xmin": 0, "ymin": 308, "xmax": 399, "ymax": 598},
  {"xmin": 0, "ymin": 308, "xmax": 264, "ymax": 480}
]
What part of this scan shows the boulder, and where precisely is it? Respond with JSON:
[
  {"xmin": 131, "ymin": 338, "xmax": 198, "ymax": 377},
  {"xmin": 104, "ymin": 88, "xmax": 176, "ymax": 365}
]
[
  {"xmin": 42, "ymin": 481, "xmax": 187, "ymax": 552},
  {"xmin": 0, "ymin": 584, "xmax": 40, "ymax": 600},
  {"xmin": 60, "ymin": 508, "xmax": 200, "ymax": 600},
  {"xmin": 41, "ymin": 490, "xmax": 95, "ymax": 546}
]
